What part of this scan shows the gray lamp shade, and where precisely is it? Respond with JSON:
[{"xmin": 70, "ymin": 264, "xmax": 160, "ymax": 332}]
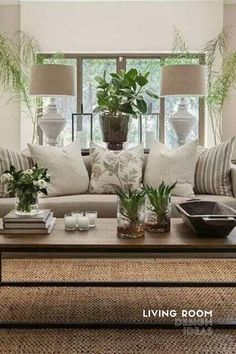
[
  {"xmin": 160, "ymin": 64, "xmax": 207, "ymax": 97},
  {"xmin": 30, "ymin": 64, "xmax": 75, "ymax": 96}
]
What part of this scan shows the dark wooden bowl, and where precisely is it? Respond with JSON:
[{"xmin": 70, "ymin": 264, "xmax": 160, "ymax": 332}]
[{"xmin": 176, "ymin": 201, "xmax": 236, "ymax": 238}]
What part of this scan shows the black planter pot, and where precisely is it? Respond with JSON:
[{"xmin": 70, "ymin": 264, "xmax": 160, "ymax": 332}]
[{"xmin": 99, "ymin": 113, "xmax": 130, "ymax": 150}]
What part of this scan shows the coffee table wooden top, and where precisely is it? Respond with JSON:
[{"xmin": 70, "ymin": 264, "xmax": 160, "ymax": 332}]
[{"xmin": 0, "ymin": 218, "xmax": 236, "ymax": 253}]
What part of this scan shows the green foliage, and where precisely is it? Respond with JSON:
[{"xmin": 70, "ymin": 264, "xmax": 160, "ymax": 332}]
[
  {"xmin": 94, "ymin": 68, "xmax": 159, "ymax": 117},
  {"xmin": 0, "ymin": 31, "xmax": 41, "ymax": 143},
  {"xmin": 0, "ymin": 32, "xmax": 71, "ymax": 144},
  {"xmin": 144, "ymin": 182, "xmax": 176, "ymax": 217},
  {"xmin": 203, "ymin": 27, "xmax": 236, "ymax": 143},
  {"xmin": 116, "ymin": 188, "xmax": 145, "ymax": 223},
  {"xmin": 172, "ymin": 26, "xmax": 236, "ymax": 144},
  {"xmin": 2, "ymin": 164, "xmax": 50, "ymax": 197}
]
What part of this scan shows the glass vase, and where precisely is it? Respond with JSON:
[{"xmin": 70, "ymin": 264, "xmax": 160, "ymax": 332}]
[
  {"xmin": 117, "ymin": 197, "xmax": 145, "ymax": 239},
  {"xmin": 15, "ymin": 190, "xmax": 39, "ymax": 216},
  {"xmin": 145, "ymin": 197, "xmax": 171, "ymax": 233}
]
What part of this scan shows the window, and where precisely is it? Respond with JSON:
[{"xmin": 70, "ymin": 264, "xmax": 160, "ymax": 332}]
[
  {"xmin": 83, "ymin": 58, "xmax": 116, "ymax": 146},
  {"xmin": 40, "ymin": 54, "xmax": 205, "ymax": 150}
]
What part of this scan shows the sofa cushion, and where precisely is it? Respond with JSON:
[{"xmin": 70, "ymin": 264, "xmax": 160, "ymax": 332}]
[
  {"xmin": 0, "ymin": 194, "xmax": 117, "ymax": 219},
  {"xmin": 28, "ymin": 141, "xmax": 89, "ymax": 197},
  {"xmin": 1, "ymin": 193, "xmax": 236, "ymax": 219},
  {"xmin": 194, "ymin": 137, "xmax": 235, "ymax": 196},
  {"xmin": 144, "ymin": 140, "xmax": 198, "ymax": 197},
  {"xmin": 89, "ymin": 143, "xmax": 144, "ymax": 194}
]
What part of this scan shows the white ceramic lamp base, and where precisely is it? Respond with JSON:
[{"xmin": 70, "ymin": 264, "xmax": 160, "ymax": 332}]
[
  {"xmin": 169, "ymin": 99, "xmax": 196, "ymax": 146},
  {"xmin": 38, "ymin": 98, "xmax": 66, "ymax": 146}
]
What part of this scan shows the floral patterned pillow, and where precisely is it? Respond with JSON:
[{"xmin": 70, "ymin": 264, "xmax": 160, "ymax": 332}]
[{"xmin": 89, "ymin": 143, "xmax": 144, "ymax": 194}]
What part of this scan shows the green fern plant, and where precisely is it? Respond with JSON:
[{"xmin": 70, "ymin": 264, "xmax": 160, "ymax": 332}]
[{"xmin": 144, "ymin": 182, "xmax": 176, "ymax": 219}]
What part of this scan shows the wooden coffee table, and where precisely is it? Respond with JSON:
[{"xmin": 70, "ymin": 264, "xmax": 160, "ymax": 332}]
[{"xmin": 0, "ymin": 218, "xmax": 236, "ymax": 329}]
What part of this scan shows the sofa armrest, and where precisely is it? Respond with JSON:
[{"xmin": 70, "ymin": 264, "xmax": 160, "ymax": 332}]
[{"xmin": 230, "ymin": 165, "xmax": 236, "ymax": 197}]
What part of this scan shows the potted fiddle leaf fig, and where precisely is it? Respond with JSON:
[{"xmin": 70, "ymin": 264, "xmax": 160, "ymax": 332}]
[{"xmin": 94, "ymin": 69, "xmax": 159, "ymax": 150}]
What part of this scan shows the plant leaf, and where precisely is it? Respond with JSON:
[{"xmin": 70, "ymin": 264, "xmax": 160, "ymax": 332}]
[{"xmin": 136, "ymin": 99, "xmax": 147, "ymax": 114}]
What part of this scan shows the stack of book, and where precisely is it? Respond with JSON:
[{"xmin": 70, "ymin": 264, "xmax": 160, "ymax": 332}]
[{"xmin": 1, "ymin": 209, "xmax": 56, "ymax": 235}]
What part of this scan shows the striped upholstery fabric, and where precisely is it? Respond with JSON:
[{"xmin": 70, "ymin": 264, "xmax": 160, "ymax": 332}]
[
  {"xmin": 194, "ymin": 137, "xmax": 235, "ymax": 196},
  {"xmin": 0, "ymin": 147, "xmax": 33, "ymax": 198}
]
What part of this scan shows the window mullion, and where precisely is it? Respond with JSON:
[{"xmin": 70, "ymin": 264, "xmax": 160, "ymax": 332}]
[{"xmin": 77, "ymin": 56, "xmax": 83, "ymax": 113}]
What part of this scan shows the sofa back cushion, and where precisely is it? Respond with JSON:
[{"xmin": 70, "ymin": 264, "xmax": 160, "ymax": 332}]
[
  {"xmin": 28, "ymin": 141, "xmax": 89, "ymax": 197},
  {"xmin": 143, "ymin": 140, "xmax": 198, "ymax": 197},
  {"xmin": 0, "ymin": 147, "xmax": 33, "ymax": 198},
  {"xmin": 194, "ymin": 137, "xmax": 235, "ymax": 196}
]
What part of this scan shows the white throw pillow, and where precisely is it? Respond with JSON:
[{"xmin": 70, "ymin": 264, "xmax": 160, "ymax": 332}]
[
  {"xmin": 89, "ymin": 143, "xmax": 144, "ymax": 194},
  {"xmin": 144, "ymin": 141, "xmax": 198, "ymax": 197},
  {"xmin": 28, "ymin": 141, "xmax": 89, "ymax": 197}
]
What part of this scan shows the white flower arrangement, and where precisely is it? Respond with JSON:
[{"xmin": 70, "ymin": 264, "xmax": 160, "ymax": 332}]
[
  {"xmin": 1, "ymin": 164, "xmax": 50, "ymax": 197},
  {"xmin": 33, "ymin": 179, "xmax": 48, "ymax": 189},
  {"xmin": 0, "ymin": 173, "xmax": 13, "ymax": 184}
]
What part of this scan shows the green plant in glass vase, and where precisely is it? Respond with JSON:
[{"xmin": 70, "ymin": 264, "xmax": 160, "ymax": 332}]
[
  {"xmin": 144, "ymin": 182, "xmax": 176, "ymax": 233},
  {"xmin": 1, "ymin": 165, "xmax": 50, "ymax": 216},
  {"xmin": 94, "ymin": 68, "xmax": 159, "ymax": 150},
  {"xmin": 116, "ymin": 188, "xmax": 146, "ymax": 239}
]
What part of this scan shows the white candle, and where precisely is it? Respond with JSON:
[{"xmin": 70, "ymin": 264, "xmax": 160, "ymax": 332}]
[
  {"xmin": 86, "ymin": 211, "xmax": 97, "ymax": 228},
  {"xmin": 72, "ymin": 211, "xmax": 84, "ymax": 226},
  {"xmin": 77, "ymin": 216, "xmax": 89, "ymax": 231},
  {"xmin": 64, "ymin": 214, "xmax": 76, "ymax": 231}
]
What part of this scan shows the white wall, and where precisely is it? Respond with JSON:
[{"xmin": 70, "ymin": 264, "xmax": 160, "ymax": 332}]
[
  {"xmin": 223, "ymin": 4, "xmax": 236, "ymax": 158},
  {"xmin": 20, "ymin": 1, "xmax": 223, "ymax": 53},
  {"xmin": 0, "ymin": 4, "xmax": 20, "ymax": 150}
]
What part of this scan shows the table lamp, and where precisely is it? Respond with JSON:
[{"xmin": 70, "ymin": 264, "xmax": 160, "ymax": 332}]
[
  {"xmin": 30, "ymin": 64, "xmax": 75, "ymax": 146},
  {"xmin": 160, "ymin": 64, "xmax": 206, "ymax": 145}
]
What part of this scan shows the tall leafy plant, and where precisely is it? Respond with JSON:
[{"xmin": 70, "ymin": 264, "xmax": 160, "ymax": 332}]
[
  {"xmin": 0, "ymin": 31, "xmax": 41, "ymax": 143},
  {"xmin": 94, "ymin": 68, "xmax": 159, "ymax": 117},
  {"xmin": 172, "ymin": 27, "xmax": 236, "ymax": 144}
]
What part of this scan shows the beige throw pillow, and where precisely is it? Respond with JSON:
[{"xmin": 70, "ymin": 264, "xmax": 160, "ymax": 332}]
[
  {"xmin": 89, "ymin": 143, "xmax": 144, "ymax": 194},
  {"xmin": 194, "ymin": 137, "xmax": 235, "ymax": 196},
  {"xmin": 144, "ymin": 141, "xmax": 198, "ymax": 197},
  {"xmin": 28, "ymin": 141, "xmax": 89, "ymax": 197},
  {"xmin": 0, "ymin": 147, "xmax": 33, "ymax": 198}
]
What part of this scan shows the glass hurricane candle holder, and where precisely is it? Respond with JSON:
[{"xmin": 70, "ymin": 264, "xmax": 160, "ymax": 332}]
[
  {"xmin": 72, "ymin": 211, "xmax": 84, "ymax": 226},
  {"xmin": 85, "ymin": 211, "xmax": 97, "ymax": 228},
  {"xmin": 64, "ymin": 213, "xmax": 76, "ymax": 231},
  {"xmin": 77, "ymin": 215, "xmax": 89, "ymax": 231}
]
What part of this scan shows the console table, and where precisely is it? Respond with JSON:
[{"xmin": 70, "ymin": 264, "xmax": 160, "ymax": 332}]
[{"xmin": 0, "ymin": 218, "xmax": 236, "ymax": 329}]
